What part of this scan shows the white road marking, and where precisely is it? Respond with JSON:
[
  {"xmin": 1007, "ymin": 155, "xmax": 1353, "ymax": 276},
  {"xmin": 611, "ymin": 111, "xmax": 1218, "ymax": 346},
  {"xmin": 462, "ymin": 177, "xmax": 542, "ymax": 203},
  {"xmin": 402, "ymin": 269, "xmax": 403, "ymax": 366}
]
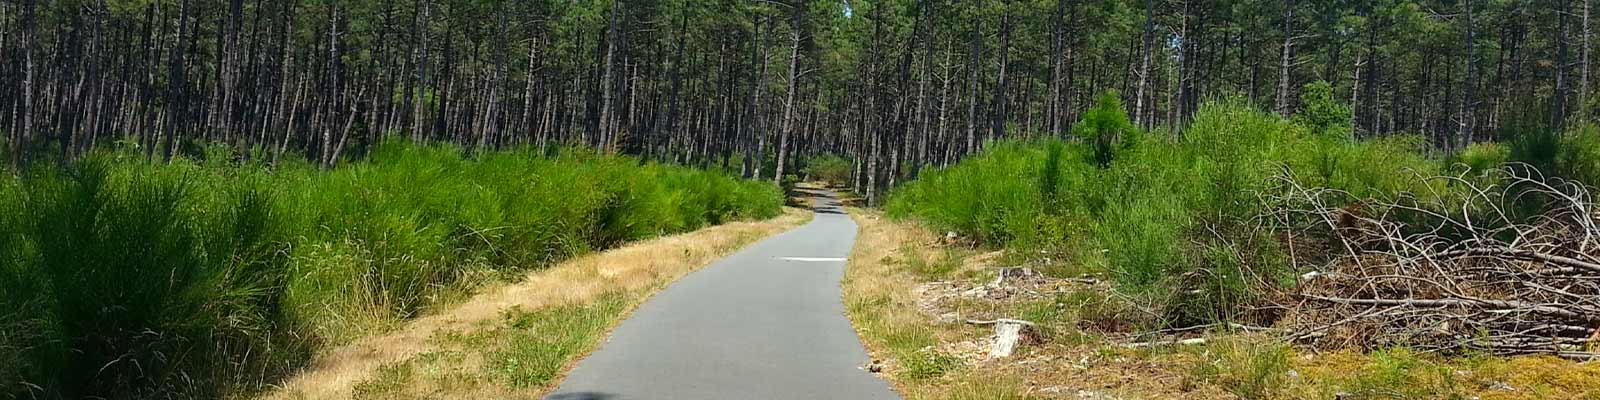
[{"xmin": 781, "ymin": 257, "xmax": 848, "ymax": 262}]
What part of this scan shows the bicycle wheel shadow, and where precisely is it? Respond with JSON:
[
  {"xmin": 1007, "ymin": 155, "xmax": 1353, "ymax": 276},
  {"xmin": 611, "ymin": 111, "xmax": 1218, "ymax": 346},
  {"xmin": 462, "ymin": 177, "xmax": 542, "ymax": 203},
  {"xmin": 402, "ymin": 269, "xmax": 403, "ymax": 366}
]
[{"xmin": 546, "ymin": 392, "xmax": 618, "ymax": 400}]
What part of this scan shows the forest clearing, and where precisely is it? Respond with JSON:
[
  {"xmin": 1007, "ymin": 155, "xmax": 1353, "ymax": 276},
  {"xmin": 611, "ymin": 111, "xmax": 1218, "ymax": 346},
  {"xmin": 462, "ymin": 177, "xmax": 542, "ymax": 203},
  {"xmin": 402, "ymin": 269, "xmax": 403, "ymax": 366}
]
[{"xmin": 6, "ymin": 0, "xmax": 1600, "ymax": 398}]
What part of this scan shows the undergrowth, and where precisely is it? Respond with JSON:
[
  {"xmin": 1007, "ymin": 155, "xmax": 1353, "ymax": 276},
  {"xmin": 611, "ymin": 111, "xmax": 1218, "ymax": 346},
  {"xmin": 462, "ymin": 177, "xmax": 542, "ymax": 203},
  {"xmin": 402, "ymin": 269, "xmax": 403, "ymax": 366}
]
[
  {"xmin": 0, "ymin": 140, "xmax": 781, "ymax": 399},
  {"xmin": 886, "ymin": 94, "xmax": 1461, "ymax": 329}
]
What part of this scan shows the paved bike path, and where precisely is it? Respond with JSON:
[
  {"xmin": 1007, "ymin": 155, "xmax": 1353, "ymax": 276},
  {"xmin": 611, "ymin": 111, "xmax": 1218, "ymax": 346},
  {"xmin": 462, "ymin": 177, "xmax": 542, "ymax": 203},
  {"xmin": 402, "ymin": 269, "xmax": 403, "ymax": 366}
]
[{"xmin": 547, "ymin": 190, "xmax": 898, "ymax": 400}]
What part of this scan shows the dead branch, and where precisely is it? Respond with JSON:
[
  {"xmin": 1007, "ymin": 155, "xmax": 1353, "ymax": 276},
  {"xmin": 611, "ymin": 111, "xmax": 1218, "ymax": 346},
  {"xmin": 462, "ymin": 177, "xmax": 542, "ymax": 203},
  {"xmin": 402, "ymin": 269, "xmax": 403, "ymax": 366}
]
[
  {"xmin": 1268, "ymin": 166, "xmax": 1600, "ymax": 357},
  {"xmin": 1120, "ymin": 337, "xmax": 1209, "ymax": 348}
]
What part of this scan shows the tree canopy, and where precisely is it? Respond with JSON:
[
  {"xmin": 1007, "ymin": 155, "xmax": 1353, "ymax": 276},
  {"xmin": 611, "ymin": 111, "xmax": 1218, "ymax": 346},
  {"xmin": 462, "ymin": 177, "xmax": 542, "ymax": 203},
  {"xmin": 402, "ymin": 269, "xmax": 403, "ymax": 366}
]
[{"xmin": 1, "ymin": 0, "xmax": 1595, "ymax": 196}]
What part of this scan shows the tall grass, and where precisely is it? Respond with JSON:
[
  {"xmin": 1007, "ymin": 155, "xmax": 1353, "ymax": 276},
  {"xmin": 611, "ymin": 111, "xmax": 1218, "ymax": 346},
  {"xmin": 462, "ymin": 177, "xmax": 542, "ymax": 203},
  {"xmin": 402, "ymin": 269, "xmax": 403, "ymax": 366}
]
[
  {"xmin": 1553, "ymin": 123, "xmax": 1600, "ymax": 186},
  {"xmin": 886, "ymin": 99, "xmax": 1448, "ymax": 327},
  {"xmin": 0, "ymin": 141, "xmax": 781, "ymax": 399}
]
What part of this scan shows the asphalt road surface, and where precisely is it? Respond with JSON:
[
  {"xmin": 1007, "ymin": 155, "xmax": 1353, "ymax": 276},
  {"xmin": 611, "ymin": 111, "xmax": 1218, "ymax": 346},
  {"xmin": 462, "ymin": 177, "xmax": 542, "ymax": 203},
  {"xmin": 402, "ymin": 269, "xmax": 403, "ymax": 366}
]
[{"xmin": 547, "ymin": 189, "xmax": 900, "ymax": 400}]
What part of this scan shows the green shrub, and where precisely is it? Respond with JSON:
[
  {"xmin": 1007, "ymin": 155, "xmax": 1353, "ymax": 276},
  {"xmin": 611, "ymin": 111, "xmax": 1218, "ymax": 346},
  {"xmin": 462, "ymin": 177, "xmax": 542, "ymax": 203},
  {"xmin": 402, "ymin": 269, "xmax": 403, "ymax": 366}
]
[
  {"xmin": 1073, "ymin": 90, "xmax": 1137, "ymax": 168},
  {"xmin": 886, "ymin": 141, "xmax": 1074, "ymax": 246},
  {"xmin": 1451, "ymin": 142, "xmax": 1510, "ymax": 177},
  {"xmin": 1556, "ymin": 123, "xmax": 1600, "ymax": 186},
  {"xmin": 898, "ymin": 349, "xmax": 960, "ymax": 381},
  {"xmin": 780, "ymin": 173, "xmax": 801, "ymax": 193},
  {"xmin": 1186, "ymin": 338, "xmax": 1294, "ymax": 400},
  {"xmin": 1295, "ymin": 80, "xmax": 1353, "ymax": 138},
  {"xmin": 0, "ymin": 140, "xmax": 781, "ymax": 399},
  {"xmin": 0, "ymin": 156, "xmax": 303, "ymax": 397},
  {"xmin": 1508, "ymin": 121, "xmax": 1561, "ymax": 175},
  {"xmin": 887, "ymin": 99, "xmax": 1450, "ymax": 329},
  {"xmin": 802, "ymin": 154, "xmax": 854, "ymax": 186},
  {"xmin": 0, "ymin": 174, "xmax": 54, "ymax": 394}
]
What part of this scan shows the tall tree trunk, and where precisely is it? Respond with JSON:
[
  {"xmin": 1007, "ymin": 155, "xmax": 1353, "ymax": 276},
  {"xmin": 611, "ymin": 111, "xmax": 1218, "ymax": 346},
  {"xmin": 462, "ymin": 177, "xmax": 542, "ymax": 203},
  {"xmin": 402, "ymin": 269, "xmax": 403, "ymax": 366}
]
[
  {"xmin": 752, "ymin": 18, "xmax": 773, "ymax": 180},
  {"xmin": 1583, "ymin": 0, "xmax": 1592, "ymax": 120},
  {"xmin": 523, "ymin": 31, "xmax": 542, "ymax": 146},
  {"xmin": 740, "ymin": 15, "xmax": 764, "ymax": 177},
  {"xmin": 1135, "ymin": 0, "xmax": 1155, "ymax": 127},
  {"xmin": 485, "ymin": 1, "xmax": 509, "ymax": 152},
  {"xmin": 321, "ymin": 3, "xmax": 342, "ymax": 168},
  {"xmin": 1049, "ymin": 0, "xmax": 1067, "ymax": 136},
  {"xmin": 163, "ymin": 0, "xmax": 192, "ymax": 162},
  {"xmin": 1459, "ymin": 0, "xmax": 1476, "ymax": 150},
  {"xmin": 1557, "ymin": 0, "xmax": 1572, "ymax": 129},
  {"xmin": 411, "ymin": 0, "xmax": 430, "ymax": 141},
  {"xmin": 218, "ymin": 0, "xmax": 242, "ymax": 148},
  {"xmin": 1275, "ymin": 0, "xmax": 1296, "ymax": 116},
  {"xmin": 965, "ymin": 15, "xmax": 982, "ymax": 156},
  {"xmin": 912, "ymin": 0, "xmax": 934, "ymax": 178},
  {"xmin": 14, "ymin": 0, "xmax": 37, "ymax": 169},
  {"xmin": 993, "ymin": 0, "xmax": 1012, "ymax": 138},
  {"xmin": 774, "ymin": 17, "xmax": 802, "ymax": 185},
  {"xmin": 937, "ymin": 39, "xmax": 954, "ymax": 167},
  {"xmin": 597, "ymin": 0, "xmax": 623, "ymax": 151}
]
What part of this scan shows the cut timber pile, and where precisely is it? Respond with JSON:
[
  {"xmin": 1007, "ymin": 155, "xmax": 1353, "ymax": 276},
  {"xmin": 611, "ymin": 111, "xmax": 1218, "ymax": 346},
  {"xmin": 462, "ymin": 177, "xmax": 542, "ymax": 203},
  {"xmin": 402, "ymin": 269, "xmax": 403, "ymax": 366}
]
[{"xmin": 1272, "ymin": 167, "xmax": 1600, "ymax": 360}]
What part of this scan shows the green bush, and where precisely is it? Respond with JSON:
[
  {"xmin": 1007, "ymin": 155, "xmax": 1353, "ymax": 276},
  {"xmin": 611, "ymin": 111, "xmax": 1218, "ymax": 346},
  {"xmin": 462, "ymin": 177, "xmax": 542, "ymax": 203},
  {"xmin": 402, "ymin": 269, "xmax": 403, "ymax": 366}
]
[
  {"xmin": 802, "ymin": 154, "xmax": 854, "ymax": 186},
  {"xmin": 0, "ymin": 141, "xmax": 781, "ymax": 399},
  {"xmin": 886, "ymin": 141, "xmax": 1085, "ymax": 247},
  {"xmin": 1445, "ymin": 142, "xmax": 1514, "ymax": 193},
  {"xmin": 887, "ymin": 99, "xmax": 1451, "ymax": 329},
  {"xmin": 1556, "ymin": 123, "xmax": 1600, "ymax": 187},
  {"xmin": 1508, "ymin": 121, "xmax": 1561, "ymax": 175},
  {"xmin": 1295, "ymin": 80, "xmax": 1353, "ymax": 139},
  {"xmin": 1451, "ymin": 142, "xmax": 1510, "ymax": 177},
  {"xmin": 1073, "ymin": 90, "xmax": 1137, "ymax": 168}
]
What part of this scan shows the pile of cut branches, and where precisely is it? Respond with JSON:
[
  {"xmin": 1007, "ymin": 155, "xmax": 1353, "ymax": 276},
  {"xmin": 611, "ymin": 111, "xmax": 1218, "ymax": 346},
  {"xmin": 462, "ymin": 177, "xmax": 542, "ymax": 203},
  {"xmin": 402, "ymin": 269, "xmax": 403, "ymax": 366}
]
[{"xmin": 1270, "ymin": 166, "xmax": 1600, "ymax": 359}]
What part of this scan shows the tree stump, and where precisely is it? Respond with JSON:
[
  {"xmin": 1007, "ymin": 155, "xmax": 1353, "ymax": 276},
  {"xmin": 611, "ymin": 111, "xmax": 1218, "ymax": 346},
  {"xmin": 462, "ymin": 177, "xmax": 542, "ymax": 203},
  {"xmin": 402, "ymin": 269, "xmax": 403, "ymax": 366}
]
[{"xmin": 968, "ymin": 318, "xmax": 1040, "ymax": 357}]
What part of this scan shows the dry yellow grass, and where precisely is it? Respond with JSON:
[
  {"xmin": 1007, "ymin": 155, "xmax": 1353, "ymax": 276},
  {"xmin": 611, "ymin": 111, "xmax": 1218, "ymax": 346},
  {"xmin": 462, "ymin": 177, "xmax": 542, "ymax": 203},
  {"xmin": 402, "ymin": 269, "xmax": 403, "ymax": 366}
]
[
  {"xmin": 267, "ymin": 208, "xmax": 810, "ymax": 400},
  {"xmin": 841, "ymin": 208, "xmax": 1053, "ymax": 399},
  {"xmin": 841, "ymin": 208, "xmax": 1600, "ymax": 400},
  {"xmin": 841, "ymin": 208, "xmax": 1181, "ymax": 399}
]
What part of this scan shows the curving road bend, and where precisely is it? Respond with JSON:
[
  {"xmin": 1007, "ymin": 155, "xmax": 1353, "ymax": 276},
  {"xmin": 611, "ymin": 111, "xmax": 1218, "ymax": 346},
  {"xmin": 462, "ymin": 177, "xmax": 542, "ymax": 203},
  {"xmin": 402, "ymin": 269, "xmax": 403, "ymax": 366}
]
[{"xmin": 547, "ymin": 189, "xmax": 899, "ymax": 400}]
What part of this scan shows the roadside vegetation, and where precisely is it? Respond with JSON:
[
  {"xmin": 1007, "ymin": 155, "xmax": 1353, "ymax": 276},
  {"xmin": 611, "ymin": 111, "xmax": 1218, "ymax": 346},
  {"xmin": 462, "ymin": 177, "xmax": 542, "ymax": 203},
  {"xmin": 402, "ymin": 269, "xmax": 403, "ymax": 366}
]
[
  {"xmin": 0, "ymin": 141, "xmax": 782, "ymax": 399},
  {"xmin": 281, "ymin": 208, "xmax": 809, "ymax": 399},
  {"xmin": 888, "ymin": 87, "xmax": 1600, "ymax": 329},
  {"xmin": 845, "ymin": 208, "xmax": 1600, "ymax": 399},
  {"xmin": 857, "ymin": 87, "xmax": 1600, "ymax": 398}
]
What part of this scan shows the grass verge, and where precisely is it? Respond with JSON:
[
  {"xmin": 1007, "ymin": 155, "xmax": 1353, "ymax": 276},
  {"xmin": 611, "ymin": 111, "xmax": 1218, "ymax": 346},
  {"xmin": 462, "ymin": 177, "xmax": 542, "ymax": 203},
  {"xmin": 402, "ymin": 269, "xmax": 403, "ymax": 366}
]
[{"xmin": 274, "ymin": 207, "xmax": 811, "ymax": 399}]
